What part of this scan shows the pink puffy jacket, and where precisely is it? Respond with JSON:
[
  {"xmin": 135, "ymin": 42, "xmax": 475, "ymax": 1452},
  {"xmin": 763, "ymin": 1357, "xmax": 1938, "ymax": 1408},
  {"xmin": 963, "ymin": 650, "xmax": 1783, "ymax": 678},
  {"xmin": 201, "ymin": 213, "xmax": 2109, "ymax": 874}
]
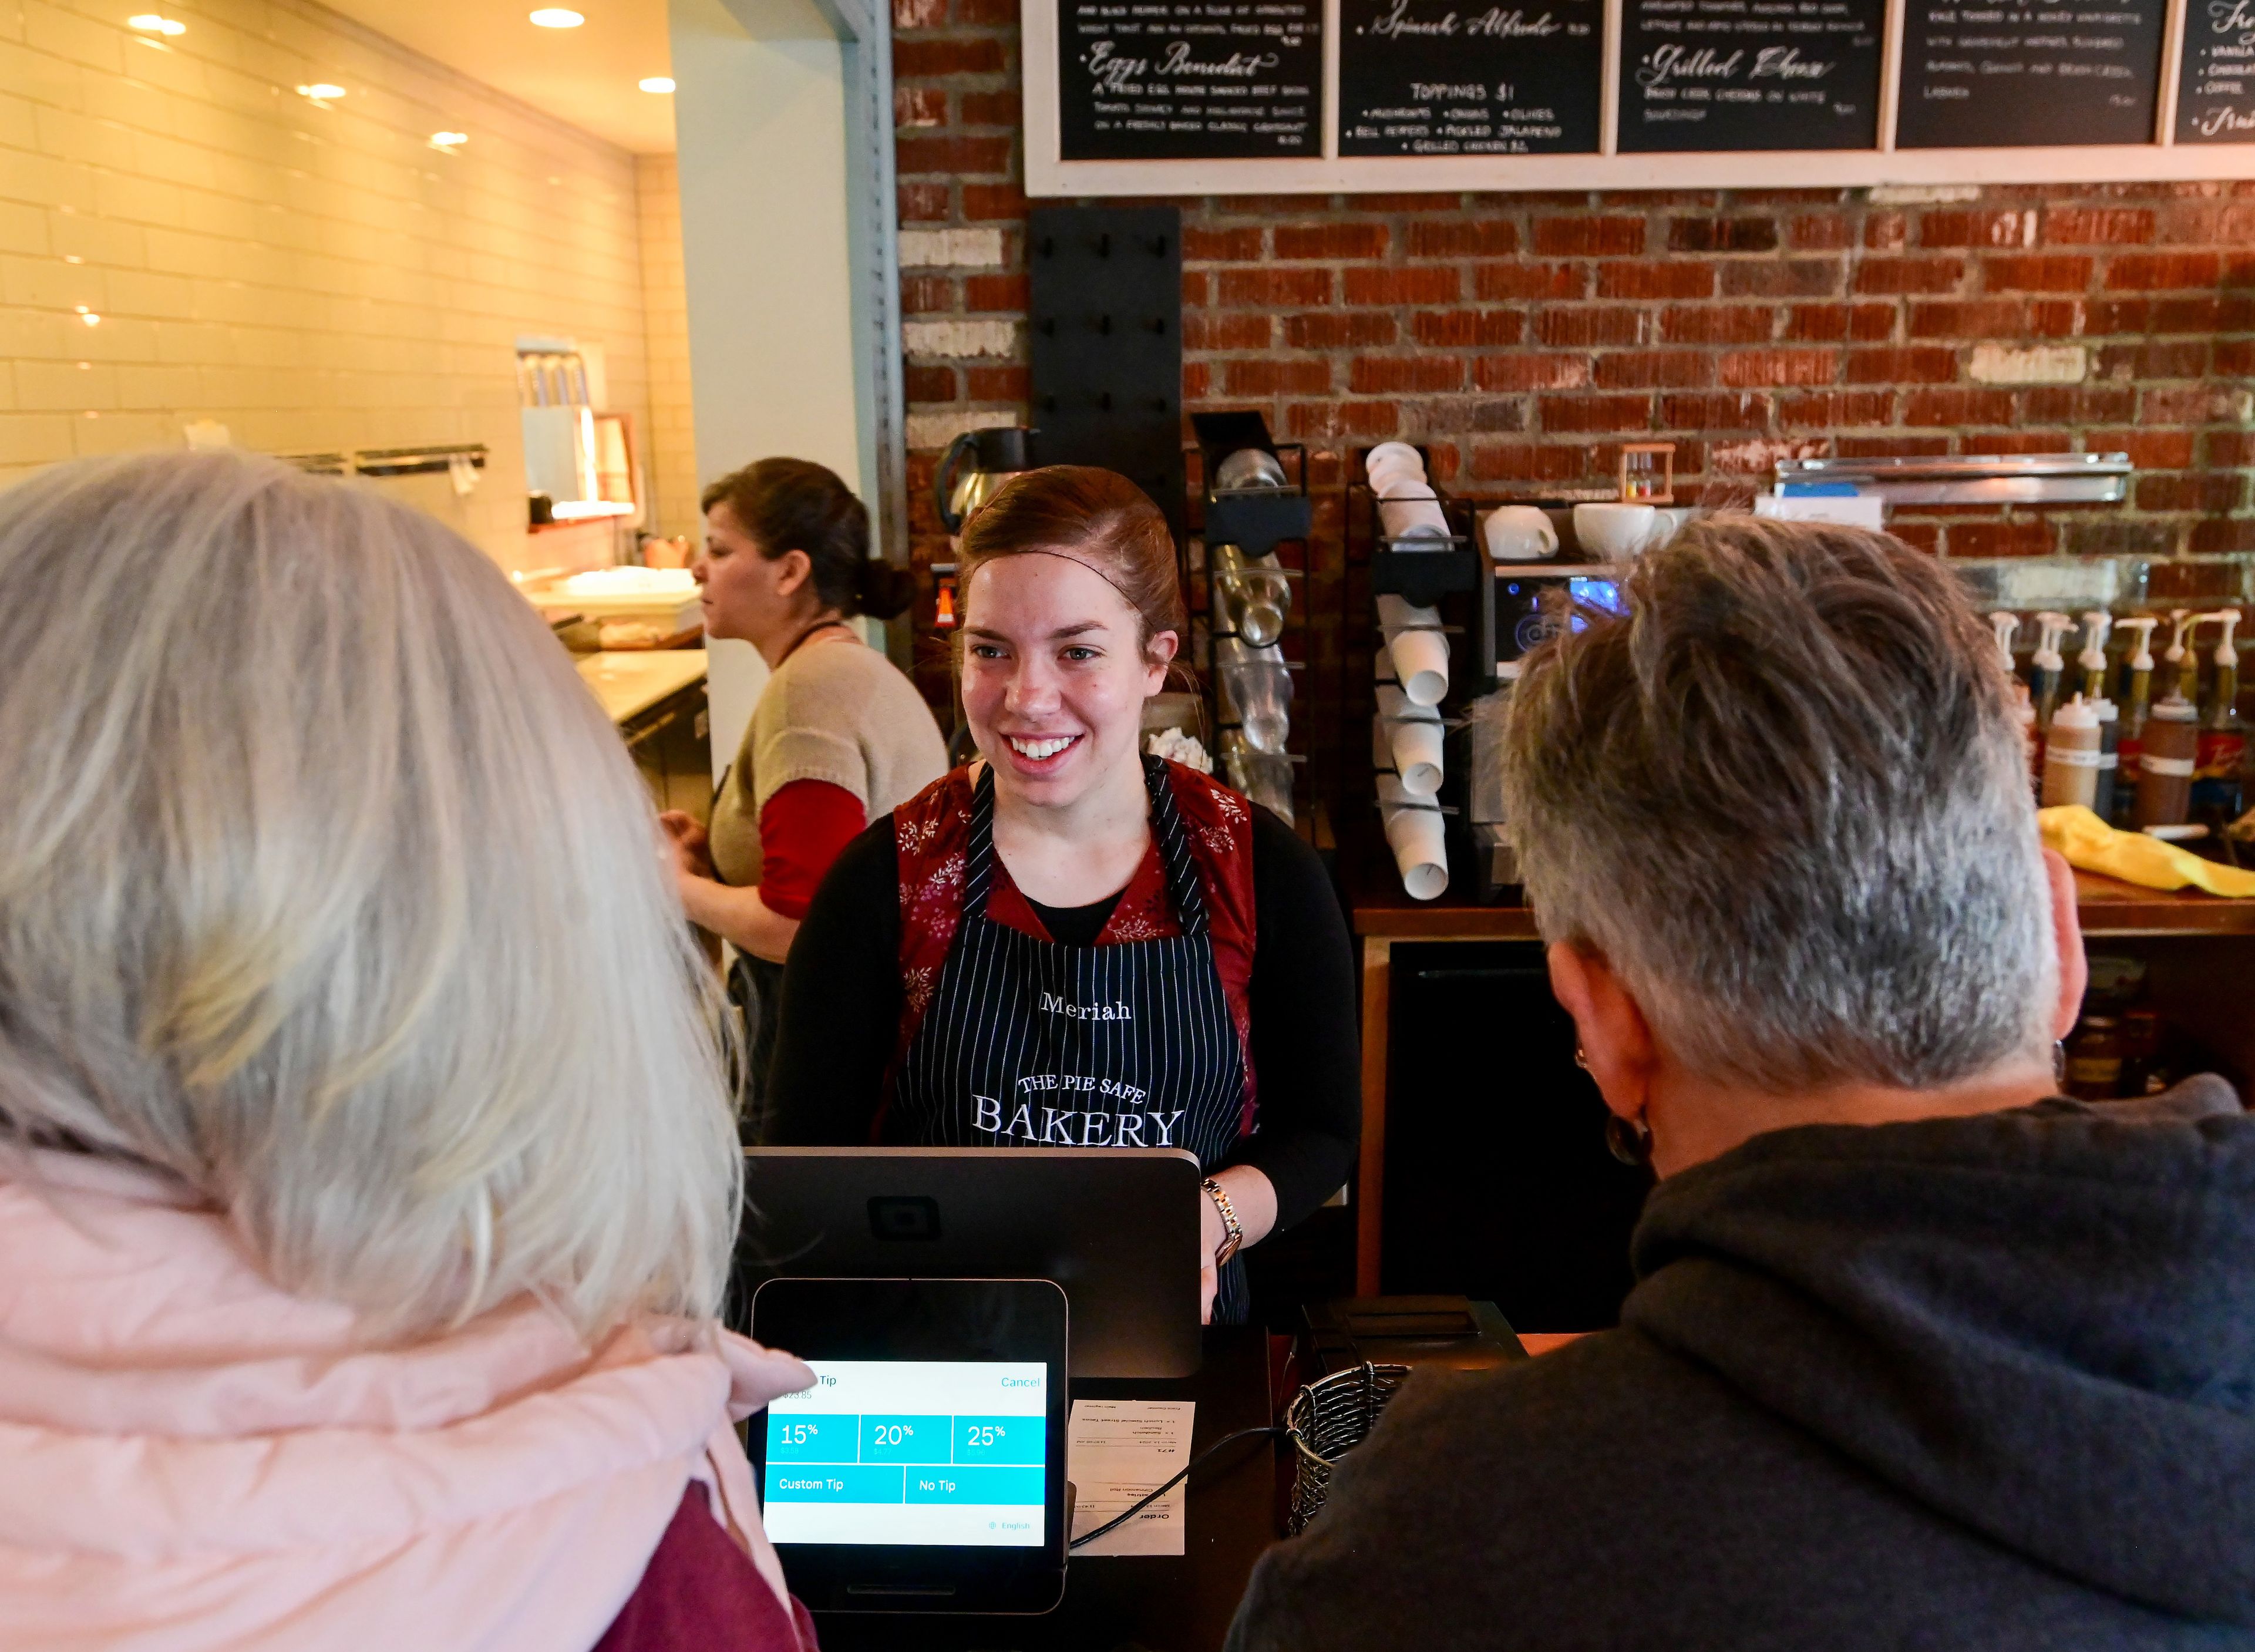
[{"xmin": 0, "ymin": 1148, "xmax": 817, "ymax": 1651}]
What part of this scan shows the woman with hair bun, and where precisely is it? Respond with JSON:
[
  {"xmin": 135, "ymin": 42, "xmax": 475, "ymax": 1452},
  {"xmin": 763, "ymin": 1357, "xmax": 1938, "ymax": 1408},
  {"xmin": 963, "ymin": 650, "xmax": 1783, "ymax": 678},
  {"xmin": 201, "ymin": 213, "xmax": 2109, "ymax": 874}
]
[
  {"xmin": 767, "ymin": 465, "xmax": 1359, "ymax": 1324},
  {"xmin": 660, "ymin": 457, "xmax": 947, "ymax": 1136}
]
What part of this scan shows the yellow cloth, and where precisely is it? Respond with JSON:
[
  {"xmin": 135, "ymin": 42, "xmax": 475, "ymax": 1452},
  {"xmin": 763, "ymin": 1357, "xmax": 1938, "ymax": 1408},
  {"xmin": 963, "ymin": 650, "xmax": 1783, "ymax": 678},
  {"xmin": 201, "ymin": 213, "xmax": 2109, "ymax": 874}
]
[{"xmin": 2038, "ymin": 805, "xmax": 2255, "ymax": 898}]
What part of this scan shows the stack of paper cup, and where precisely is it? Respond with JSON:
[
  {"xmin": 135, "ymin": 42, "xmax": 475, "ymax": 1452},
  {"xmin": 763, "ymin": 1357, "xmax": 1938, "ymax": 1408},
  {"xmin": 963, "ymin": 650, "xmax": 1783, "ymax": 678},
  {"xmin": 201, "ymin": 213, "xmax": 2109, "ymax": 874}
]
[
  {"xmin": 1367, "ymin": 443, "xmax": 1449, "ymax": 542},
  {"xmin": 1378, "ymin": 479, "xmax": 1450, "ymax": 541},
  {"xmin": 1378, "ymin": 774, "xmax": 1448, "ymax": 901},
  {"xmin": 1376, "ymin": 684, "xmax": 1443, "ymax": 797},
  {"xmin": 1376, "ymin": 593, "xmax": 1449, "ymax": 706},
  {"xmin": 1365, "ymin": 442, "xmax": 1424, "ymax": 491}
]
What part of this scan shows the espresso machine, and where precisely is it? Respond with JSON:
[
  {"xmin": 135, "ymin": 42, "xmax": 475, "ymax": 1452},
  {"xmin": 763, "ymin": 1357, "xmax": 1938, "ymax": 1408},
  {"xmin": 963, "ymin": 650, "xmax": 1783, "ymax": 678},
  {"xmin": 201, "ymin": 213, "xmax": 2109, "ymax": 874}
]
[{"xmin": 933, "ymin": 426, "xmax": 1038, "ymax": 535}]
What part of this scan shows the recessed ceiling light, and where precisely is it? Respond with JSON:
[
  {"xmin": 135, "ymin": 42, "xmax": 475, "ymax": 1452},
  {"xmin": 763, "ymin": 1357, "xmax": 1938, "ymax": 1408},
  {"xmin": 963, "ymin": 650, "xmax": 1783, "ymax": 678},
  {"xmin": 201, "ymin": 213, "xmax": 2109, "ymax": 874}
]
[
  {"xmin": 429, "ymin": 130, "xmax": 467, "ymax": 150},
  {"xmin": 296, "ymin": 82, "xmax": 345, "ymax": 101},
  {"xmin": 76, "ymin": 309, "xmax": 102, "ymax": 327},
  {"xmin": 529, "ymin": 8, "xmax": 584, "ymax": 25},
  {"xmin": 127, "ymin": 13, "xmax": 186, "ymax": 32},
  {"xmin": 638, "ymin": 76, "xmax": 675, "ymax": 92}
]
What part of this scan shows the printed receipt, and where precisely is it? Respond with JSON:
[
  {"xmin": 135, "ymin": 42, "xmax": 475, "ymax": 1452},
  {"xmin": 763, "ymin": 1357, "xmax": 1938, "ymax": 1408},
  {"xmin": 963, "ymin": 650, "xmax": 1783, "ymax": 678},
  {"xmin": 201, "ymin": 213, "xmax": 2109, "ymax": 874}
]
[{"xmin": 1066, "ymin": 1399, "xmax": 1195, "ymax": 1556}]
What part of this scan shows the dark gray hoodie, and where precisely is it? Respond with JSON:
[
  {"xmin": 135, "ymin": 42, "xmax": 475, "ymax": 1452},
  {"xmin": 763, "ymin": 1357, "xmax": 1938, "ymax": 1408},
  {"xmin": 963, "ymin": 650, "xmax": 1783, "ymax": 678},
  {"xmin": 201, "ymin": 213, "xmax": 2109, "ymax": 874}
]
[{"xmin": 1229, "ymin": 1079, "xmax": 2255, "ymax": 1651}]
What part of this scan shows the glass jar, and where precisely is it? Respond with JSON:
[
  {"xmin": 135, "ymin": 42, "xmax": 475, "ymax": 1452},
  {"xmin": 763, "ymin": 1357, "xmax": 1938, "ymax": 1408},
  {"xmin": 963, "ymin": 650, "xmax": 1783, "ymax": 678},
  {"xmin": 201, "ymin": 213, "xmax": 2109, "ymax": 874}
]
[{"xmin": 2064, "ymin": 1016, "xmax": 2124, "ymax": 1101}]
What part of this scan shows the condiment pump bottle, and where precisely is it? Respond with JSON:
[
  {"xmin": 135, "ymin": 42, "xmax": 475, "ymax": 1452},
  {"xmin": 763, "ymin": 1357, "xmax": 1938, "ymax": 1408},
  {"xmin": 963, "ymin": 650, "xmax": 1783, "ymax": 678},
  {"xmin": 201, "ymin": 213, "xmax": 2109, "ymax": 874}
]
[
  {"xmin": 2160, "ymin": 609, "xmax": 2196, "ymax": 702},
  {"xmin": 2115, "ymin": 617, "xmax": 2159, "ymax": 735},
  {"xmin": 2112, "ymin": 615, "xmax": 2160, "ymax": 827},
  {"xmin": 2032, "ymin": 613, "xmax": 2074, "ymax": 729},
  {"xmin": 2193, "ymin": 610, "xmax": 2244, "ymax": 821},
  {"xmin": 2078, "ymin": 610, "xmax": 2114, "ymax": 702},
  {"xmin": 1989, "ymin": 610, "xmax": 2021, "ymax": 674}
]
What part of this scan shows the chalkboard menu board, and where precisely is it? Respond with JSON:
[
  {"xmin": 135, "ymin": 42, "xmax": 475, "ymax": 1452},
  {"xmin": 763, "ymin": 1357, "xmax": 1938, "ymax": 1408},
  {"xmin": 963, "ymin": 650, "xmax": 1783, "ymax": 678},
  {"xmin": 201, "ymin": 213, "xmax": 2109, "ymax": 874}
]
[
  {"xmin": 2177, "ymin": 0, "xmax": 2255, "ymax": 140},
  {"xmin": 1618, "ymin": 0, "xmax": 1884, "ymax": 150},
  {"xmin": 1337, "ymin": 0, "xmax": 1602, "ymax": 156},
  {"xmin": 1896, "ymin": 0, "xmax": 2166, "ymax": 146},
  {"xmin": 1059, "ymin": 0, "xmax": 1322, "ymax": 160}
]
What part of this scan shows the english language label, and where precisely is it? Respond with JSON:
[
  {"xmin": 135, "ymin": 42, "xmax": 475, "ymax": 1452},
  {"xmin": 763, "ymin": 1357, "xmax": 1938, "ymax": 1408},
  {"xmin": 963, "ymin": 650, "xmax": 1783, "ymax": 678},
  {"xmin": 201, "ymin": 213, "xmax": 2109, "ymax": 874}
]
[
  {"xmin": 2178, "ymin": 0, "xmax": 2255, "ymax": 141},
  {"xmin": 1618, "ymin": 0, "xmax": 1884, "ymax": 151},
  {"xmin": 1338, "ymin": 0, "xmax": 1603, "ymax": 156},
  {"xmin": 1895, "ymin": 0, "xmax": 2165, "ymax": 146},
  {"xmin": 1061, "ymin": 0, "xmax": 1322, "ymax": 160}
]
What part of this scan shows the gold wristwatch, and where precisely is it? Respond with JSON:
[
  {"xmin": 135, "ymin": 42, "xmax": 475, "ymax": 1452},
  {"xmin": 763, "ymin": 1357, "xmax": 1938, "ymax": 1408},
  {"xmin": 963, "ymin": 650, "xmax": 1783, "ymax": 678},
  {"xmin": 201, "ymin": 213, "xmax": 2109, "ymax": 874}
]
[{"xmin": 1201, "ymin": 1177, "xmax": 1244, "ymax": 1267}]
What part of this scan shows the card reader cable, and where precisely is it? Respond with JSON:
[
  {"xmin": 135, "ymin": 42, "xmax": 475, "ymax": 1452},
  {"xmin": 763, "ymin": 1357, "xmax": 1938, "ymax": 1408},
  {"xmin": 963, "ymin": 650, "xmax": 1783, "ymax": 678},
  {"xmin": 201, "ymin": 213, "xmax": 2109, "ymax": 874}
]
[{"xmin": 1067, "ymin": 1425, "xmax": 1285, "ymax": 1551}]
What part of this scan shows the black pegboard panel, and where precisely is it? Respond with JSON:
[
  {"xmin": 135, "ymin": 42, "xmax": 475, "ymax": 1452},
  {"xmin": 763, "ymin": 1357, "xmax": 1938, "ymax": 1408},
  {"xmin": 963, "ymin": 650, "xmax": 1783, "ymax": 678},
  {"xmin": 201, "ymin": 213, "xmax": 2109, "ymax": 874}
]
[{"xmin": 1027, "ymin": 205, "xmax": 1184, "ymax": 546}]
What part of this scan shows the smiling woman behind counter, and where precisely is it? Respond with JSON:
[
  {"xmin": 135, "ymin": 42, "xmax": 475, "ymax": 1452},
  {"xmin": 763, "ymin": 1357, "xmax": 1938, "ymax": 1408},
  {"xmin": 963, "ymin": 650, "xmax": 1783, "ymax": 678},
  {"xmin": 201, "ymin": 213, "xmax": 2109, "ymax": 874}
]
[{"xmin": 765, "ymin": 465, "xmax": 1359, "ymax": 1323}]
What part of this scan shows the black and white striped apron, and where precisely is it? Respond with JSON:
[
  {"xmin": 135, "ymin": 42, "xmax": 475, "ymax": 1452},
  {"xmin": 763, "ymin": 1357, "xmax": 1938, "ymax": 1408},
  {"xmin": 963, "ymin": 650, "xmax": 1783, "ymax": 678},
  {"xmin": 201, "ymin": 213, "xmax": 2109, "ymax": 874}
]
[{"xmin": 887, "ymin": 756, "xmax": 1253, "ymax": 1323}]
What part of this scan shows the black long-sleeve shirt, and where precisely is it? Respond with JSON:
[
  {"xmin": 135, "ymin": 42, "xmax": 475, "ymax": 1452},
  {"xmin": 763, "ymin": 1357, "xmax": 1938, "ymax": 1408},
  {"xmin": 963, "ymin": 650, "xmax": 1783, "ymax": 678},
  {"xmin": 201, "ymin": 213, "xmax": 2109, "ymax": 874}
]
[{"xmin": 765, "ymin": 805, "xmax": 1360, "ymax": 1233}]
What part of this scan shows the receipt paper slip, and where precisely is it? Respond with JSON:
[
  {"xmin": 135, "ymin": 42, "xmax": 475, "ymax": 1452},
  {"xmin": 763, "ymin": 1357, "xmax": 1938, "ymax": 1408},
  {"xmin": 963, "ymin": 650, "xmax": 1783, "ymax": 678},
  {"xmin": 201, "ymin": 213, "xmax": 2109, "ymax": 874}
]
[{"xmin": 1066, "ymin": 1399, "xmax": 1194, "ymax": 1556}]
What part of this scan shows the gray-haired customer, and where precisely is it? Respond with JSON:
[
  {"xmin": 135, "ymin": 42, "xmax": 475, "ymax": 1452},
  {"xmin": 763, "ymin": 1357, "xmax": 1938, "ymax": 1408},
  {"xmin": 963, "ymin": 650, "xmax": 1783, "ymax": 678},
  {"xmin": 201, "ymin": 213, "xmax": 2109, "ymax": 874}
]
[{"xmin": 1229, "ymin": 517, "xmax": 2255, "ymax": 1652}]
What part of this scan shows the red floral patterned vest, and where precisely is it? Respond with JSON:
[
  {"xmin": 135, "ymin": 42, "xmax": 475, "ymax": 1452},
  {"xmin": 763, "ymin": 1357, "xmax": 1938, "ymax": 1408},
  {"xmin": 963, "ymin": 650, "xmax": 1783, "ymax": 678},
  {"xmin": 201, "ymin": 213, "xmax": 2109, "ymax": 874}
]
[{"xmin": 887, "ymin": 759, "xmax": 1260, "ymax": 1131}]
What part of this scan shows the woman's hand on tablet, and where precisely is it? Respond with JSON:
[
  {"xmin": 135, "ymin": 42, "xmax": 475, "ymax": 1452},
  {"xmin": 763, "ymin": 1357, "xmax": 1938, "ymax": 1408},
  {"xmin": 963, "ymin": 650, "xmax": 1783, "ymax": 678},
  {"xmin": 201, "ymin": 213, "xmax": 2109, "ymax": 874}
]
[{"xmin": 1200, "ymin": 1264, "xmax": 1217, "ymax": 1326}]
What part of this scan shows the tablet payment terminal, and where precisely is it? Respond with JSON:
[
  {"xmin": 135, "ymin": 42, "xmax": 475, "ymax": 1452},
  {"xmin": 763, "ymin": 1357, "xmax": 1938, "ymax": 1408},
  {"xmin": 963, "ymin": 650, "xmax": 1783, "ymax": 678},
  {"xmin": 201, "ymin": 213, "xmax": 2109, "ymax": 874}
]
[{"xmin": 750, "ymin": 1278, "xmax": 1070, "ymax": 1614}]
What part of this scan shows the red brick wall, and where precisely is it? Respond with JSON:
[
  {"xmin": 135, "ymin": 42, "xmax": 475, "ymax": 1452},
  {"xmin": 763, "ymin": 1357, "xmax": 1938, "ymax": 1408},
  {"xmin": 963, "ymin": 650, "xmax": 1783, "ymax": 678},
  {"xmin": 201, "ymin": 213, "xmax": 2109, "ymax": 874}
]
[{"xmin": 892, "ymin": 0, "xmax": 2255, "ymax": 801}]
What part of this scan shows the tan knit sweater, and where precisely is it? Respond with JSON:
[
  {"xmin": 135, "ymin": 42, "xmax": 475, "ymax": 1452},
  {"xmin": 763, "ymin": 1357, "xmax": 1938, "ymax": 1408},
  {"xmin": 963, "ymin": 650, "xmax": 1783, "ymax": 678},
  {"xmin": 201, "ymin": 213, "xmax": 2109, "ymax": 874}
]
[{"xmin": 708, "ymin": 636, "xmax": 948, "ymax": 889}]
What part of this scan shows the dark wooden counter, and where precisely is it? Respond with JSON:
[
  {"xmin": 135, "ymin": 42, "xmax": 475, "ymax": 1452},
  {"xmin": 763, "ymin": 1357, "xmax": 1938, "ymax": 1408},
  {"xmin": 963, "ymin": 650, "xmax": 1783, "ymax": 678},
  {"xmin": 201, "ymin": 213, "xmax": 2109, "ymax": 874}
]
[
  {"xmin": 812, "ymin": 1325, "xmax": 1276, "ymax": 1652},
  {"xmin": 1348, "ymin": 858, "xmax": 2255, "ymax": 943},
  {"xmin": 1339, "ymin": 825, "xmax": 2255, "ymax": 1294}
]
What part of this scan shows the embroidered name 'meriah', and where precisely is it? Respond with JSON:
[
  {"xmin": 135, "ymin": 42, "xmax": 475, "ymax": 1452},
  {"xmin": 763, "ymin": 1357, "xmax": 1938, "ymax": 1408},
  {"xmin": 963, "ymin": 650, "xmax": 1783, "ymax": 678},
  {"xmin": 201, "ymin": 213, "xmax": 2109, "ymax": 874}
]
[
  {"xmin": 972, "ymin": 1096, "xmax": 1188, "ymax": 1148},
  {"xmin": 1037, "ymin": 991, "xmax": 1134, "ymax": 1021}
]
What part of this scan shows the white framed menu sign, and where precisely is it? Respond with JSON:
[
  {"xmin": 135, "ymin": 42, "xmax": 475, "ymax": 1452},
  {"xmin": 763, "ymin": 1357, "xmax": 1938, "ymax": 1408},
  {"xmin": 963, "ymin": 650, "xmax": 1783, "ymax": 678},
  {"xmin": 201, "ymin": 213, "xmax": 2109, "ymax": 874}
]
[{"xmin": 1022, "ymin": 0, "xmax": 2255, "ymax": 191}]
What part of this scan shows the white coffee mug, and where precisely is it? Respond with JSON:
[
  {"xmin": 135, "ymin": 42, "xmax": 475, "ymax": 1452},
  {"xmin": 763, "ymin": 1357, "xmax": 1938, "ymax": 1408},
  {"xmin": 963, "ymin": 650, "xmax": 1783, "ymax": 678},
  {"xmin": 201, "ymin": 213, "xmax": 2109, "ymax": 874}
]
[
  {"xmin": 1482, "ymin": 505, "xmax": 1559, "ymax": 563},
  {"xmin": 1573, "ymin": 502, "xmax": 1659, "ymax": 561}
]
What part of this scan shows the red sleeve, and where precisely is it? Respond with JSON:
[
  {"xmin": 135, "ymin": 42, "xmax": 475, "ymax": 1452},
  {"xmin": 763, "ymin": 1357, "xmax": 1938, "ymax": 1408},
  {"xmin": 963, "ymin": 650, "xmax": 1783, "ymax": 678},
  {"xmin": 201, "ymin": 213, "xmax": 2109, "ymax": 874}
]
[
  {"xmin": 593, "ymin": 1486, "xmax": 819, "ymax": 1652},
  {"xmin": 757, "ymin": 779, "xmax": 867, "ymax": 921}
]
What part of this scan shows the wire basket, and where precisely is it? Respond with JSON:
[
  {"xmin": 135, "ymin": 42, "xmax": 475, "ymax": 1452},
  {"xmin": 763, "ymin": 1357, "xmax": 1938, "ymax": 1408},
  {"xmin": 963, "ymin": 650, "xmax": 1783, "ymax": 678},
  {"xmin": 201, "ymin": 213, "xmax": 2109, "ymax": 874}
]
[{"xmin": 1283, "ymin": 1361, "xmax": 1411, "ymax": 1534}]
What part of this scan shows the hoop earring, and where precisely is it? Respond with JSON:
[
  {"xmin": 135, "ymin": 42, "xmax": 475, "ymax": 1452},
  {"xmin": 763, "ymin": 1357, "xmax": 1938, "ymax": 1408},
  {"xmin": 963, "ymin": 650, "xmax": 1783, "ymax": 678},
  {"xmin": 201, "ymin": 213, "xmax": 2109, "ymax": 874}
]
[
  {"xmin": 2052, "ymin": 1039, "xmax": 2068, "ymax": 1089},
  {"xmin": 1605, "ymin": 1112, "xmax": 1654, "ymax": 1167}
]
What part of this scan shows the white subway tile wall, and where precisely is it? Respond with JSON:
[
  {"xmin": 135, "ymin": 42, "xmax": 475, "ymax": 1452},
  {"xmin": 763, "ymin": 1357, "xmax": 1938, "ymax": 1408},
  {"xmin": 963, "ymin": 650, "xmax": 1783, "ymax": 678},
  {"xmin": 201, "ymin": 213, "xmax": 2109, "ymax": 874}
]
[
  {"xmin": 635, "ymin": 150, "xmax": 695, "ymax": 542},
  {"xmin": 0, "ymin": 0, "xmax": 667, "ymax": 571}
]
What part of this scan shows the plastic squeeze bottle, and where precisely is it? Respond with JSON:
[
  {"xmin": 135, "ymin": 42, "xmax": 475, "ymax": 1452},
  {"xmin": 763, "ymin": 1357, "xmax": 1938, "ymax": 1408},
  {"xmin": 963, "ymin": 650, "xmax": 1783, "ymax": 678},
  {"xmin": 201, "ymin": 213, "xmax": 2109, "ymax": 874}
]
[
  {"xmin": 2090, "ymin": 694, "xmax": 2121, "ymax": 823},
  {"xmin": 2133, "ymin": 694, "xmax": 2200, "ymax": 830},
  {"xmin": 2042, "ymin": 695, "xmax": 2103, "ymax": 810}
]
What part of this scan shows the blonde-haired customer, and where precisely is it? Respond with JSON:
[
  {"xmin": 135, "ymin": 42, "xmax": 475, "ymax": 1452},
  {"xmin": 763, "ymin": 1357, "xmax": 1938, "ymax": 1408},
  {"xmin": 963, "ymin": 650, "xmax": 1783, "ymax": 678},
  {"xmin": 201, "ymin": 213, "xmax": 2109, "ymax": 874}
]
[{"xmin": 0, "ymin": 453, "xmax": 817, "ymax": 1651}]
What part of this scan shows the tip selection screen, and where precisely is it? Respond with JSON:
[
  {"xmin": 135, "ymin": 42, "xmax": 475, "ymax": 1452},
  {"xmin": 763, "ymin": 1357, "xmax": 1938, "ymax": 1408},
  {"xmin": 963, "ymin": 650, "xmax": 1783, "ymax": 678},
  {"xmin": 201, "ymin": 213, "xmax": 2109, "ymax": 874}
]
[{"xmin": 763, "ymin": 1360, "xmax": 1048, "ymax": 1547}]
